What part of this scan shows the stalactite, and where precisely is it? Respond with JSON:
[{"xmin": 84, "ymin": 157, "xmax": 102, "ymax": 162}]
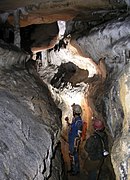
[{"xmin": 13, "ymin": 9, "xmax": 21, "ymax": 48}]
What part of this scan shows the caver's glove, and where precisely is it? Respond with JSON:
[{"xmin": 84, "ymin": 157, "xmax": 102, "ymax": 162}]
[
  {"xmin": 65, "ymin": 116, "xmax": 69, "ymax": 121},
  {"xmin": 65, "ymin": 116, "xmax": 71, "ymax": 126}
]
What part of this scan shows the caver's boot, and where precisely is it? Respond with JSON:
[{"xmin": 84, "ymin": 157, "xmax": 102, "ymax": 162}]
[{"xmin": 69, "ymin": 163, "xmax": 80, "ymax": 176}]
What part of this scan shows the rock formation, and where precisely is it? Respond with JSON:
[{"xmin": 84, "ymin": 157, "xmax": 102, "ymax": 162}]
[{"xmin": 0, "ymin": 0, "xmax": 130, "ymax": 179}]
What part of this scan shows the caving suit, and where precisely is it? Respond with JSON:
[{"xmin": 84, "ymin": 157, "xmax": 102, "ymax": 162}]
[
  {"xmin": 68, "ymin": 116, "xmax": 83, "ymax": 175},
  {"xmin": 84, "ymin": 130, "xmax": 109, "ymax": 179}
]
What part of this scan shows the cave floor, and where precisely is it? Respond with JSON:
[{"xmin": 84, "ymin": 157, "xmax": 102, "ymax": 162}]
[{"xmin": 67, "ymin": 171, "xmax": 88, "ymax": 180}]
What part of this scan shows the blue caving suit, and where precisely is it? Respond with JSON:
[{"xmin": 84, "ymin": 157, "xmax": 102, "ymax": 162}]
[{"xmin": 68, "ymin": 116, "xmax": 83, "ymax": 175}]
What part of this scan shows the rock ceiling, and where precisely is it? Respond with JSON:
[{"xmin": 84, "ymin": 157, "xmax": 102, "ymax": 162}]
[
  {"xmin": 0, "ymin": 0, "xmax": 128, "ymax": 26},
  {"xmin": 0, "ymin": 0, "xmax": 128, "ymax": 55}
]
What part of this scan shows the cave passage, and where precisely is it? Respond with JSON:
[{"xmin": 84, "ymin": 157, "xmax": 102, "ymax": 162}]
[
  {"xmin": 0, "ymin": 1, "xmax": 129, "ymax": 177},
  {"xmin": 35, "ymin": 35, "xmax": 116, "ymax": 180}
]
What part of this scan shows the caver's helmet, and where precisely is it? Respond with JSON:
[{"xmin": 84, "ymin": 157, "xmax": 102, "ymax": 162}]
[
  {"xmin": 93, "ymin": 118, "xmax": 105, "ymax": 130},
  {"xmin": 71, "ymin": 103, "xmax": 82, "ymax": 115}
]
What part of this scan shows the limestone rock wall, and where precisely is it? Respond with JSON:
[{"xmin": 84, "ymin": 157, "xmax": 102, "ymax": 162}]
[
  {"xmin": 0, "ymin": 42, "xmax": 62, "ymax": 180},
  {"xmin": 0, "ymin": 40, "xmax": 30, "ymax": 69},
  {"xmin": 103, "ymin": 63, "xmax": 130, "ymax": 180},
  {"xmin": 69, "ymin": 14, "xmax": 130, "ymax": 179},
  {"xmin": 76, "ymin": 15, "xmax": 130, "ymax": 69}
]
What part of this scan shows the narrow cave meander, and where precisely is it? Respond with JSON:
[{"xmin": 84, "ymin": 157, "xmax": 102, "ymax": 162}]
[
  {"xmin": 0, "ymin": 1, "xmax": 130, "ymax": 179},
  {"xmin": 36, "ymin": 42, "xmax": 115, "ymax": 180}
]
